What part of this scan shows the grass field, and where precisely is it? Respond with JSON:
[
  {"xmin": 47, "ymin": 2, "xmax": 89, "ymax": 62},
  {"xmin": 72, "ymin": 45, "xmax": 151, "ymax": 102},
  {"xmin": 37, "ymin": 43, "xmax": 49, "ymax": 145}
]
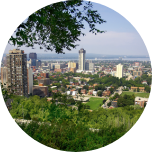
[
  {"xmin": 85, "ymin": 97, "xmax": 104, "ymax": 110},
  {"xmin": 121, "ymin": 91, "xmax": 150, "ymax": 98}
]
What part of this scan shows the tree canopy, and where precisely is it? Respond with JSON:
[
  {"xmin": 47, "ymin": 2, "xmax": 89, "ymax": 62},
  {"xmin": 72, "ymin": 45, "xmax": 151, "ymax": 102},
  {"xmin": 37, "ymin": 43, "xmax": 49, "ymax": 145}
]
[{"xmin": 9, "ymin": 0, "xmax": 106, "ymax": 54}]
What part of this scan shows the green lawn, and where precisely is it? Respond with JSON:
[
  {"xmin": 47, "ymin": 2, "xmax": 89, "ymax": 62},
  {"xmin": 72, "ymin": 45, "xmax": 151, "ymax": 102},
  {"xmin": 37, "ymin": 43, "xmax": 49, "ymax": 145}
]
[
  {"xmin": 121, "ymin": 91, "xmax": 150, "ymax": 98},
  {"xmin": 85, "ymin": 97, "xmax": 104, "ymax": 110}
]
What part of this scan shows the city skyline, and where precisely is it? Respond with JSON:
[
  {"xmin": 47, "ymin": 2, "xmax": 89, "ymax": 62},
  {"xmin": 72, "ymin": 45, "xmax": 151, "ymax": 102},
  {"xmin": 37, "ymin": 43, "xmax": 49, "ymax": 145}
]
[{"xmin": 3, "ymin": 2, "xmax": 149, "ymax": 56}]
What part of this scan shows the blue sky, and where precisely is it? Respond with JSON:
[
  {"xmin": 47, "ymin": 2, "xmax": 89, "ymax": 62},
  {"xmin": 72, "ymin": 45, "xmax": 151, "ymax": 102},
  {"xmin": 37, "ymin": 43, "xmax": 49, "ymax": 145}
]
[{"xmin": 4, "ymin": 1, "xmax": 149, "ymax": 56}]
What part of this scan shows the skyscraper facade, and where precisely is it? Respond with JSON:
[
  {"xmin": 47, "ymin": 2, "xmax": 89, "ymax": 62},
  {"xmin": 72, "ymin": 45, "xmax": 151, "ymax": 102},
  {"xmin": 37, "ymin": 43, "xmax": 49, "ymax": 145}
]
[
  {"xmin": 29, "ymin": 52, "xmax": 37, "ymax": 60},
  {"xmin": 6, "ymin": 49, "xmax": 28, "ymax": 96},
  {"xmin": 116, "ymin": 63, "xmax": 123, "ymax": 79},
  {"xmin": 29, "ymin": 53, "xmax": 37, "ymax": 66},
  {"xmin": 79, "ymin": 48, "xmax": 86, "ymax": 71},
  {"xmin": 1, "ymin": 66, "xmax": 8, "ymax": 87}
]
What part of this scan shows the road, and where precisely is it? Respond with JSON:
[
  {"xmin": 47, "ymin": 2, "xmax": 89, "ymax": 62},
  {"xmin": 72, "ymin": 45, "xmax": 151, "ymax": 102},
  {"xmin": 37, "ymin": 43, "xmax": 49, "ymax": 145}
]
[{"xmin": 102, "ymin": 86, "xmax": 123, "ymax": 109}]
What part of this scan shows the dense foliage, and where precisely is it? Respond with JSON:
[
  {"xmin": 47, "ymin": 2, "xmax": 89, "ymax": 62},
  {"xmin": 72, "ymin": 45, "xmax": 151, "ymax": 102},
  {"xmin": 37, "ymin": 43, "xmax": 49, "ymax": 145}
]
[
  {"xmin": 9, "ymin": 0, "xmax": 106, "ymax": 53},
  {"xmin": 9, "ymin": 95, "xmax": 144, "ymax": 151}
]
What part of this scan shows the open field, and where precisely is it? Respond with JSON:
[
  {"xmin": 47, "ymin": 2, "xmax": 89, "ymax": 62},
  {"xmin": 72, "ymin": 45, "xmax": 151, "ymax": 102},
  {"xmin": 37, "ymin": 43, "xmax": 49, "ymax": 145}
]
[
  {"xmin": 85, "ymin": 97, "xmax": 104, "ymax": 110},
  {"xmin": 121, "ymin": 91, "xmax": 150, "ymax": 98}
]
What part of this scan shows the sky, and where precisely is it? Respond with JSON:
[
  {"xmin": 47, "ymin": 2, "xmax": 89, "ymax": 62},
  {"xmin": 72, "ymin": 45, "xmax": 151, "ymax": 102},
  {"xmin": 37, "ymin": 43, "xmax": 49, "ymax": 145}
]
[{"xmin": 4, "ymin": 1, "xmax": 149, "ymax": 56}]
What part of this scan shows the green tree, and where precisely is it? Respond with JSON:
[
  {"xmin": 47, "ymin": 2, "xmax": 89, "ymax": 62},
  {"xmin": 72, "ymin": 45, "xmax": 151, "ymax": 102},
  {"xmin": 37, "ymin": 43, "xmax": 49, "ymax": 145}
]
[
  {"xmin": 117, "ymin": 94, "xmax": 134, "ymax": 107},
  {"xmin": 78, "ymin": 88, "xmax": 81, "ymax": 94},
  {"xmin": 9, "ymin": 1, "xmax": 106, "ymax": 53},
  {"xmin": 103, "ymin": 99, "xmax": 106, "ymax": 104},
  {"xmin": 145, "ymin": 86, "xmax": 151, "ymax": 93},
  {"xmin": 33, "ymin": 80, "xmax": 38, "ymax": 85},
  {"xmin": 61, "ymin": 87, "xmax": 66, "ymax": 93},
  {"xmin": 1, "ymin": 83, "xmax": 16, "ymax": 103},
  {"xmin": 109, "ymin": 87, "xmax": 114, "ymax": 94},
  {"xmin": 144, "ymin": 102, "xmax": 147, "ymax": 107},
  {"xmin": 97, "ymin": 91, "xmax": 102, "ymax": 97},
  {"xmin": 107, "ymin": 102, "xmax": 111, "ymax": 107},
  {"xmin": 137, "ymin": 87, "xmax": 140, "ymax": 92},
  {"xmin": 94, "ymin": 86, "xmax": 98, "ymax": 91}
]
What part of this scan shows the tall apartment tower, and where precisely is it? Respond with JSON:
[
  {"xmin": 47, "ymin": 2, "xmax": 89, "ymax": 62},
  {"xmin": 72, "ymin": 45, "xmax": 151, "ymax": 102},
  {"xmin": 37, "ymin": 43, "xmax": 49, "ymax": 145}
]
[
  {"xmin": 1, "ymin": 67, "xmax": 8, "ymax": 87},
  {"xmin": 79, "ymin": 48, "xmax": 86, "ymax": 71},
  {"xmin": 6, "ymin": 49, "xmax": 28, "ymax": 96},
  {"xmin": 116, "ymin": 63, "xmax": 123, "ymax": 79}
]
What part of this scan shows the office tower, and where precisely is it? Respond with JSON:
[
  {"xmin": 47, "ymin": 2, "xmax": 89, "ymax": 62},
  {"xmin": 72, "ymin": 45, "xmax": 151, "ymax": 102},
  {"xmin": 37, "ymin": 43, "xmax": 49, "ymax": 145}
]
[
  {"xmin": 79, "ymin": 48, "xmax": 86, "ymax": 70},
  {"xmin": 29, "ymin": 52, "xmax": 37, "ymax": 60},
  {"xmin": 85, "ymin": 60, "xmax": 94, "ymax": 71},
  {"xmin": 6, "ymin": 49, "xmax": 28, "ymax": 96},
  {"xmin": 29, "ymin": 53, "xmax": 37, "ymax": 66},
  {"xmin": 116, "ymin": 63, "xmax": 123, "ymax": 79},
  {"xmin": 31, "ymin": 59, "xmax": 36, "ymax": 66},
  {"xmin": 36, "ymin": 60, "xmax": 41, "ymax": 68}
]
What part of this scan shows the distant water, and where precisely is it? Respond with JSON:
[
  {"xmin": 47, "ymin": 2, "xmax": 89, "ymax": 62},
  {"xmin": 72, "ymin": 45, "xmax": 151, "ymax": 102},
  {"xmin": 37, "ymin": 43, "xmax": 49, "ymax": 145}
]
[{"xmin": 41, "ymin": 57, "xmax": 150, "ymax": 61}]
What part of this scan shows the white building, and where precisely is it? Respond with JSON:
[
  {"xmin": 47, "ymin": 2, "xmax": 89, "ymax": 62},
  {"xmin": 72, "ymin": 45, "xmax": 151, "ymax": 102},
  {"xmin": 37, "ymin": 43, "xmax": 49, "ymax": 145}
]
[
  {"xmin": 93, "ymin": 91, "xmax": 97, "ymax": 96},
  {"xmin": 79, "ymin": 48, "xmax": 86, "ymax": 71},
  {"xmin": 116, "ymin": 63, "xmax": 123, "ymax": 79},
  {"xmin": 72, "ymin": 91, "xmax": 78, "ymax": 96},
  {"xmin": 67, "ymin": 91, "xmax": 71, "ymax": 95},
  {"xmin": 27, "ymin": 68, "xmax": 33, "ymax": 95}
]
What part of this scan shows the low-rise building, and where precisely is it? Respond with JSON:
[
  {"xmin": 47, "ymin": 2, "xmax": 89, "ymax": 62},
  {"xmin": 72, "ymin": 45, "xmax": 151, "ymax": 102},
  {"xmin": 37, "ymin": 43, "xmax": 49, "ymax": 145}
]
[
  {"xmin": 131, "ymin": 87, "xmax": 145, "ymax": 92},
  {"xmin": 135, "ymin": 96, "xmax": 148, "ymax": 107},
  {"xmin": 93, "ymin": 91, "xmax": 97, "ymax": 96},
  {"xmin": 142, "ymin": 81, "xmax": 147, "ymax": 85},
  {"xmin": 111, "ymin": 99, "xmax": 118, "ymax": 108},
  {"xmin": 102, "ymin": 90, "xmax": 111, "ymax": 96},
  {"xmin": 81, "ymin": 89, "xmax": 86, "ymax": 94},
  {"xmin": 33, "ymin": 84, "xmax": 48, "ymax": 97}
]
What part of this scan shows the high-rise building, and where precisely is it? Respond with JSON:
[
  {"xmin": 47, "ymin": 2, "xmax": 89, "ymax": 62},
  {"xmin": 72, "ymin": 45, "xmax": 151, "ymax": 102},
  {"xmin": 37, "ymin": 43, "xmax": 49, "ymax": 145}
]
[
  {"xmin": 6, "ymin": 49, "xmax": 28, "ymax": 96},
  {"xmin": 29, "ymin": 52, "xmax": 37, "ymax": 60},
  {"xmin": 31, "ymin": 59, "xmax": 36, "ymax": 66},
  {"xmin": 116, "ymin": 63, "xmax": 123, "ymax": 79},
  {"xmin": 29, "ymin": 53, "xmax": 37, "ymax": 66},
  {"xmin": 85, "ymin": 60, "xmax": 94, "ymax": 71},
  {"xmin": 0, "ymin": 64, "xmax": 4, "ymax": 74},
  {"xmin": 79, "ymin": 48, "xmax": 86, "ymax": 71},
  {"xmin": 36, "ymin": 60, "xmax": 41, "ymax": 68},
  {"xmin": 27, "ymin": 68, "xmax": 33, "ymax": 95},
  {"xmin": 68, "ymin": 62, "xmax": 76, "ymax": 68},
  {"xmin": 1, "ymin": 67, "xmax": 8, "ymax": 87}
]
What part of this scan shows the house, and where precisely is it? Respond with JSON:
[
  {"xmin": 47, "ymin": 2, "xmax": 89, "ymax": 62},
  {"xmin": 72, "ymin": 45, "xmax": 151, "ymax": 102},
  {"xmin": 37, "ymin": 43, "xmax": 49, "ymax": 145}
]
[
  {"xmin": 72, "ymin": 91, "xmax": 78, "ymax": 96},
  {"xmin": 111, "ymin": 98, "xmax": 118, "ymax": 108},
  {"xmin": 88, "ymin": 90, "xmax": 93, "ymax": 95},
  {"xmin": 89, "ymin": 86, "xmax": 93, "ymax": 89},
  {"xmin": 52, "ymin": 89, "xmax": 58, "ymax": 93},
  {"xmin": 135, "ymin": 96, "xmax": 148, "ymax": 107},
  {"xmin": 102, "ymin": 90, "xmax": 111, "ymax": 96},
  {"xmin": 93, "ymin": 83, "xmax": 98, "ymax": 87},
  {"xmin": 142, "ymin": 81, "xmax": 147, "ymax": 85},
  {"xmin": 81, "ymin": 89, "xmax": 86, "ymax": 94},
  {"xmin": 93, "ymin": 91, "xmax": 97, "ymax": 96},
  {"xmin": 67, "ymin": 91, "xmax": 71, "ymax": 95},
  {"xmin": 66, "ymin": 85, "xmax": 72, "ymax": 89}
]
